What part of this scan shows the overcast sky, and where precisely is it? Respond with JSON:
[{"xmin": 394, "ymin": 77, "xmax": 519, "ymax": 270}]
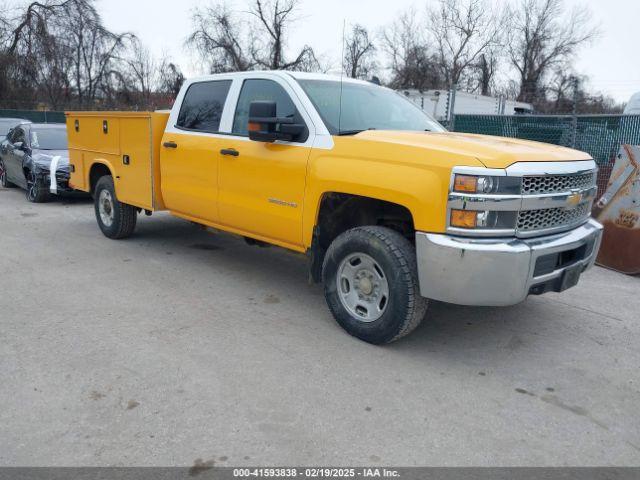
[{"xmin": 95, "ymin": 0, "xmax": 639, "ymax": 102}]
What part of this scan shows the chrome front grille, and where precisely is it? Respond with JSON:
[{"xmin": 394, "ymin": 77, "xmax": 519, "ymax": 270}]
[
  {"xmin": 522, "ymin": 172, "xmax": 596, "ymax": 195},
  {"xmin": 448, "ymin": 162, "xmax": 599, "ymax": 239},
  {"xmin": 517, "ymin": 203, "xmax": 590, "ymax": 232}
]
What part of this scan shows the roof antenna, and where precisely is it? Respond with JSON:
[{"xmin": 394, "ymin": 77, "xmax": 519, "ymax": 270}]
[{"xmin": 338, "ymin": 19, "xmax": 346, "ymax": 135}]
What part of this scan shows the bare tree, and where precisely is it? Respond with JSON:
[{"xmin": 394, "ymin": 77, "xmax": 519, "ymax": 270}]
[
  {"xmin": 343, "ymin": 24, "xmax": 375, "ymax": 79},
  {"xmin": 507, "ymin": 0, "xmax": 598, "ymax": 105},
  {"xmin": 21, "ymin": 16, "xmax": 74, "ymax": 109},
  {"xmin": 0, "ymin": 0, "xmax": 74, "ymax": 107},
  {"xmin": 4, "ymin": 1, "xmax": 71, "ymax": 55},
  {"xmin": 381, "ymin": 9, "xmax": 445, "ymax": 90},
  {"xmin": 0, "ymin": 4, "xmax": 11, "ymax": 42},
  {"xmin": 427, "ymin": 0, "xmax": 501, "ymax": 88},
  {"xmin": 474, "ymin": 50, "xmax": 499, "ymax": 96},
  {"xmin": 187, "ymin": 4, "xmax": 253, "ymax": 73},
  {"xmin": 547, "ymin": 70, "xmax": 580, "ymax": 112},
  {"xmin": 249, "ymin": 0, "xmax": 317, "ymax": 70},
  {"xmin": 157, "ymin": 55, "xmax": 185, "ymax": 98},
  {"xmin": 1, "ymin": 0, "xmax": 174, "ymax": 110},
  {"xmin": 290, "ymin": 45, "xmax": 321, "ymax": 72},
  {"xmin": 62, "ymin": 0, "xmax": 133, "ymax": 107},
  {"xmin": 0, "ymin": 6, "xmax": 15, "ymax": 105},
  {"xmin": 123, "ymin": 38, "xmax": 157, "ymax": 104}
]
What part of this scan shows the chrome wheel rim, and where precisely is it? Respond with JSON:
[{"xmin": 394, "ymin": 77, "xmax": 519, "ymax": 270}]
[
  {"xmin": 26, "ymin": 172, "xmax": 37, "ymax": 201},
  {"xmin": 98, "ymin": 189, "xmax": 115, "ymax": 227},
  {"xmin": 336, "ymin": 252, "xmax": 390, "ymax": 322}
]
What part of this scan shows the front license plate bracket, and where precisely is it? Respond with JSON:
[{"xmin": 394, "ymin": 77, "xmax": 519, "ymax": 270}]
[{"xmin": 559, "ymin": 264, "xmax": 582, "ymax": 292}]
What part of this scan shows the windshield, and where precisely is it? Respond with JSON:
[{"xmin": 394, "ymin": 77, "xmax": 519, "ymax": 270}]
[
  {"xmin": 30, "ymin": 127, "xmax": 68, "ymax": 150},
  {"xmin": 297, "ymin": 79, "xmax": 445, "ymax": 135}
]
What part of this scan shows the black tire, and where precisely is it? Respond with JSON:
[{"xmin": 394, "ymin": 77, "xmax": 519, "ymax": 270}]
[
  {"xmin": 26, "ymin": 170, "xmax": 51, "ymax": 203},
  {"xmin": 94, "ymin": 175, "xmax": 137, "ymax": 239},
  {"xmin": 0, "ymin": 159, "xmax": 15, "ymax": 188},
  {"xmin": 322, "ymin": 226, "xmax": 428, "ymax": 345}
]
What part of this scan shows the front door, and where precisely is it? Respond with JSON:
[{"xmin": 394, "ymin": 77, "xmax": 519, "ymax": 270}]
[
  {"xmin": 160, "ymin": 79, "xmax": 233, "ymax": 223},
  {"xmin": 218, "ymin": 78, "xmax": 312, "ymax": 248}
]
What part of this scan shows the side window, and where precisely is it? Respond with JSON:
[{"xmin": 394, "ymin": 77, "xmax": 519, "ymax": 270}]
[
  {"xmin": 176, "ymin": 80, "xmax": 232, "ymax": 133},
  {"xmin": 232, "ymin": 79, "xmax": 306, "ymax": 141}
]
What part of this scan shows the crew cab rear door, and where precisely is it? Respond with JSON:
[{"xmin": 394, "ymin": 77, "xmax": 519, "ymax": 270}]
[
  {"xmin": 216, "ymin": 75, "xmax": 315, "ymax": 249},
  {"xmin": 160, "ymin": 79, "xmax": 234, "ymax": 223}
]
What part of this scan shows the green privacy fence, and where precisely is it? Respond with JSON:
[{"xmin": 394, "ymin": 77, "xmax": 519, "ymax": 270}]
[
  {"xmin": 0, "ymin": 109, "xmax": 66, "ymax": 124},
  {"xmin": 451, "ymin": 114, "xmax": 640, "ymax": 167}
]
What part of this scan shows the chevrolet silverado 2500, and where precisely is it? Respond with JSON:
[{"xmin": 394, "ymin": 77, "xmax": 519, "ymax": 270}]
[{"xmin": 66, "ymin": 71, "xmax": 603, "ymax": 344}]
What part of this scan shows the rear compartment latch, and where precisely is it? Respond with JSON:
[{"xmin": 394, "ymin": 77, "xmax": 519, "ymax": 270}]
[
  {"xmin": 123, "ymin": 155, "xmax": 130, "ymax": 166},
  {"xmin": 103, "ymin": 120, "xmax": 108, "ymax": 134}
]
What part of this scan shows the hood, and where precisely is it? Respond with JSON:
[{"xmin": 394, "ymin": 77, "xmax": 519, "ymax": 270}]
[
  {"xmin": 32, "ymin": 149, "xmax": 70, "ymax": 171},
  {"xmin": 352, "ymin": 131, "xmax": 592, "ymax": 169}
]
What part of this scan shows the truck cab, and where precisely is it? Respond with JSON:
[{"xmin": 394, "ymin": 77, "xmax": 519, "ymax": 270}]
[{"xmin": 66, "ymin": 71, "xmax": 603, "ymax": 344}]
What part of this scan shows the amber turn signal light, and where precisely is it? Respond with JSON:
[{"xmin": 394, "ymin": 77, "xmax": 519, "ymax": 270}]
[
  {"xmin": 248, "ymin": 122, "xmax": 261, "ymax": 132},
  {"xmin": 451, "ymin": 209, "xmax": 478, "ymax": 228},
  {"xmin": 454, "ymin": 175, "xmax": 478, "ymax": 193}
]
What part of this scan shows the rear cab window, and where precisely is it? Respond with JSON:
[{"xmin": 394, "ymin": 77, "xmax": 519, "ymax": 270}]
[{"xmin": 176, "ymin": 80, "xmax": 232, "ymax": 133}]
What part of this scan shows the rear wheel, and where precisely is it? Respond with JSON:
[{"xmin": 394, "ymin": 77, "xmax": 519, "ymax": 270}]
[
  {"xmin": 322, "ymin": 226, "xmax": 428, "ymax": 344},
  {"xmin": 94, "ymin": 175, "xmax": 137, "ymax": 239},
  {"xmin": 0, "ymin": 159, "xmax": 15, "ymax": 188},
  {"xmin": 26, "ymin": 170, "xmax": 50, "ymax": 203}
]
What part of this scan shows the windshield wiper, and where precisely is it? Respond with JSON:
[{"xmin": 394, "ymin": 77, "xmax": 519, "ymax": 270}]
[{"xmin": 337, "ymin": 128, "xmax": 376, "ymax": 136}]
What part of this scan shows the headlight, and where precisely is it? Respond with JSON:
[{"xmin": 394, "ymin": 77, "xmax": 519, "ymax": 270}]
[
  {"xmin": 453, "ymin": 174, "xmax": 521, "ymax": 195},
  {"xmin": 450, "ymin": 209, "xmax": 518, "ymax": 230}
]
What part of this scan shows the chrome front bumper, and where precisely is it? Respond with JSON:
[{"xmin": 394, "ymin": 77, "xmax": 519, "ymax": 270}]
[{"xmin": 415, "ymin": 219, "xmax": 603, "ymax": 306}]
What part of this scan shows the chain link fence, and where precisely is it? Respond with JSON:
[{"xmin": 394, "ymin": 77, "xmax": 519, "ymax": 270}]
[{"xmin": 451, "ymin": 114, "xmax": 640, "ymax": 199}]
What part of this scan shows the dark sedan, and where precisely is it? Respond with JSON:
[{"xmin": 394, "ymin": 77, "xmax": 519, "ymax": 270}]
[{"xmin": 0, "ymin": 123, "xmax": 72, "ymax": 203}]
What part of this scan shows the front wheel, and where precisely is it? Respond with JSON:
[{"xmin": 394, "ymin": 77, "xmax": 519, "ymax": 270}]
[
  {"xmin": 322, "ymin": 226, "xmax": 428, "ymax": 344},
  {"xmin": 26, "ymin": 170, "xmax": 50, "ymax": 203},
  {"xmin": 94, "ymin": 175, "xmax": 137, "ymax": 239}
]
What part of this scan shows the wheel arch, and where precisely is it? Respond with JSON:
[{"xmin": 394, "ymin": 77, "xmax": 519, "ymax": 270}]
[
  {"xmin": 307, "ymin": 191, "xmax": 418, "ymax": 283},
  {"xmin": 88, "ymin": 161, "xmax": 114, "ymax": 196}
]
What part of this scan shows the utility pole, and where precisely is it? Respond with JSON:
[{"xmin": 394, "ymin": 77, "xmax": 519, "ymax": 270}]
[
  {"xmin": 571, "ymin": 76, "xmax": 579, "ymax": 148},
  {"xmin": 571, "ymin": 76, "xmax": 580, "ymax": 115}
]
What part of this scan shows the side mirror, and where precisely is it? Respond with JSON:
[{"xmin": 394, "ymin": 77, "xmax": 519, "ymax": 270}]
[{"xmin": 248, "ymin": 101, "xmax": 306, "ymax": 143}]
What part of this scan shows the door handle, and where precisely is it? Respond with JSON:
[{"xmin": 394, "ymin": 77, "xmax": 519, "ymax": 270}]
[
  {"xmin": 220, "ymin": 148, "xmax": 239, "ymax": 157},
  {"xmin": 163, "ymin": 141, "xmax": 178, "ymax": 149}
]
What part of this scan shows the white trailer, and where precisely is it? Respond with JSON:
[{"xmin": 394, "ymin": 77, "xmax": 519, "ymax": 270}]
[
  {"xmin": 400, "ymin": 89, "xmax": 533, "ymax": 121},
  {"xmin": 623, "ymin": 92, "xmax": 640, "ymax": 114}
]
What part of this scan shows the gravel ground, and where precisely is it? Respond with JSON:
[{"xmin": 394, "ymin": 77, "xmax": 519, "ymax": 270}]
[{"xmin": 1, "ymin": 186, "xmax": 639, "ymax": 467}]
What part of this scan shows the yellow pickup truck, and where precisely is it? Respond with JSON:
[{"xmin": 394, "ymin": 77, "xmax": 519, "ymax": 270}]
[{"xmin": 66, "ymin": 71, "xmax": 603, "ymax": 344}]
